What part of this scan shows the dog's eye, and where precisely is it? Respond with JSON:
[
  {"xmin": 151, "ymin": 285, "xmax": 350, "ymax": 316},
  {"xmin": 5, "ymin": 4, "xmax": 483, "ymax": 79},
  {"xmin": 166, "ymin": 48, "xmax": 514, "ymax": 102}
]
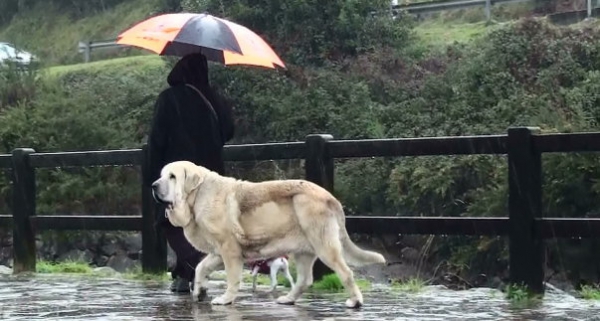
[{"xmin": 169, "ymin": 174, "xmax": 175, "ymax": 179}]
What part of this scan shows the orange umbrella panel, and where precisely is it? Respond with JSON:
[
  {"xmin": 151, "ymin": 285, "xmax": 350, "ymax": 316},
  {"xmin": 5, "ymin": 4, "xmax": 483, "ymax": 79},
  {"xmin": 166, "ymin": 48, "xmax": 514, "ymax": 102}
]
[{"xmin": 117, "ymin": 13, "xmax": 285, "ymax": 69}]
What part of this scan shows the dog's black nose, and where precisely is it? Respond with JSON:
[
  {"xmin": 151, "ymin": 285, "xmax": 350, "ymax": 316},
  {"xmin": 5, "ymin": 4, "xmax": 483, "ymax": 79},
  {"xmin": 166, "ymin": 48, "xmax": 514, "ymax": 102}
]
[
  {"xmin": 151, "ymin": 186, "xmax": 162, "ymax": 204},
  {"xmin": 151, "ymin": 181, "xmax": 159, "ymax": 190}
]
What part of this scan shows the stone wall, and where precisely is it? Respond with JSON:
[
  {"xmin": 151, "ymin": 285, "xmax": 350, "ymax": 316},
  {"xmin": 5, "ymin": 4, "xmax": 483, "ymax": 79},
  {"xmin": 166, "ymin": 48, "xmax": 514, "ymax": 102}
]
[{"xmin": 0, "ymin": 229, "xmax": 176, "ymax": 273}]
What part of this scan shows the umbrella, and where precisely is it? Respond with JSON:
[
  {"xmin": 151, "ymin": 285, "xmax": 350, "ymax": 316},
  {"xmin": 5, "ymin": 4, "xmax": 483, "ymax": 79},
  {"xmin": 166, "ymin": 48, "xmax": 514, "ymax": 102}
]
[{"xmin": 116, "ymin": 13, "xmax": 285, "ymax": 69}]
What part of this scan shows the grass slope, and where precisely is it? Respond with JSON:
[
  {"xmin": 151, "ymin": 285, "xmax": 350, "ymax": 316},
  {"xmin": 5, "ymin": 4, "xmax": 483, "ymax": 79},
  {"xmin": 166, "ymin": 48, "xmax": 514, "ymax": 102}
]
[
  {"xmin": 46, "ymin": 55, "xmax": 165, "ymax": 77},
  {"xmin": 0, "ymin": 0, "xmax": 159, "ymax": 66}
]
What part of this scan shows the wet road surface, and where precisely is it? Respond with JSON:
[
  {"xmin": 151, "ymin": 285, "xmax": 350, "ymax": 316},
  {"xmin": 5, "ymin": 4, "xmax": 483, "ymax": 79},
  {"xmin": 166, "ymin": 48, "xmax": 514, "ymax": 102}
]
[{"xmin": 1, "ymin": 273, "xmax": 600, "ymax": 320}]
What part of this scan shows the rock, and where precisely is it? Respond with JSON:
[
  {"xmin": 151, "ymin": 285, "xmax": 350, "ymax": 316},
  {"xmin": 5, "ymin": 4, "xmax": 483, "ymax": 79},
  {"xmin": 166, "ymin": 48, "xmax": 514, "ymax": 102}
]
[
  {"xmin": 127, "ymin": 251, "xmax": 141, "ymax": 261},
  {"xmin": 1, "ymin": 234, "xmax": 12, "ymax": 246},
  {"xmin": 37, "ymin": 233, "xmax": 72, "ymax": 261},
  {"xmin": 400, "ymin": 247, "xmax": 421, "ymax": 263},
  {"xmin": 0, "ymin": 247, "xmax": 12, "ymax": 267},
  {"xmin": 106, "ymin": 252, "xmax": 137, "ymax": 272},
  {"xmin": 95, "ymin": 255, "xmax": 109, "ymax": 267},
  {"xmin": 84, "ymin": 233, "xmax": 102, "ymax": 251},
  {"xmin": 545, "ymin": 268, "xmax": 576, "ymax": 293},
  {"xmin": 121, "ymin": 233, "xmax": 142, "ymax": 254},
  {"xmin": 380, "ymin": 234, "xmax": 400, "ymax": 248},
  {"xmin": 58, "ymin": 249, "xmax": 94, "ymax": 263},
  {"xmin": 73, "ymin": 238, "xmax": 88, "ymax": 251},
  {"xmin": 490, "ymin": 276, "xmax": 505, "ymax": 290},
  {"xmin": 101, "ymin": 242, "xmax": 119, "ymax": 257},
  {"xmin": 92, "ymin": 266, "xmax": 119, "ymax": 277},
  {"xmin": 473, "ymin": 274, "xmax": 488, "ymax": 287},
  {"xmin": 0, "ymin": 265, "xmax": 12, "ymax": 274}
]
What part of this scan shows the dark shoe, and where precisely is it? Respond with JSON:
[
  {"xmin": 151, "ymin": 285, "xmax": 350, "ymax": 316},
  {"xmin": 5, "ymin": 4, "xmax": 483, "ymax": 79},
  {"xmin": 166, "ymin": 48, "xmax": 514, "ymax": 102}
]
[{"xmin": 170, "ymin": 277, "xmax": 191, "ymax": 293}]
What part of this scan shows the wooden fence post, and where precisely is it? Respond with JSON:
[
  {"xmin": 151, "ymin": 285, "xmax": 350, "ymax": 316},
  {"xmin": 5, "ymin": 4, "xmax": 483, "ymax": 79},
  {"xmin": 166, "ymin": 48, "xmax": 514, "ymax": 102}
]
[
  {"xmin": 11, "ymin": 148, "xmax": 36, "ymax": 274},
  {"xmin": 141, "ymin": 144, "xmax": 167, "ymax": 274},
  {"xmin": 507, "ymin": 127, "xmax": 544, "ymax": 294},
  {"xmin": 305, "ymin": 134, "xmax": 335, "ymax": 280}
]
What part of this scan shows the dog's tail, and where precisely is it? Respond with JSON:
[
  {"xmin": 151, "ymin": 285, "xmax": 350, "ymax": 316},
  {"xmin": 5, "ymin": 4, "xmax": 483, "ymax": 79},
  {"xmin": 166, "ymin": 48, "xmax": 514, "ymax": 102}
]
[
  {"xmin": 341, "ymin": 231, "xmax": 387, "ymax": 267},
  {"xmin": 330, "ymin": 200, "xmax": 386, "ymax": 267}
]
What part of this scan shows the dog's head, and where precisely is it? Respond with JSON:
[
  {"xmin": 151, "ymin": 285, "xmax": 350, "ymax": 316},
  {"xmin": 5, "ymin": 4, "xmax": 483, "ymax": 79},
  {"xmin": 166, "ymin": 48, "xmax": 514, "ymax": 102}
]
[{"xmin": 151, "ymin": 161, "xmax": 209, "ymax": 207}]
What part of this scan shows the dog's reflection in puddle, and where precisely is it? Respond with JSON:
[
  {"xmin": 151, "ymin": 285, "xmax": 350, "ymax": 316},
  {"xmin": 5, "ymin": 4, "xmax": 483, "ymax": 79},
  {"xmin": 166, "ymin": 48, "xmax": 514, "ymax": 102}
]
[
  {"xmin": 191, "ymin": 299, "xmax": 312, "ymax": 321},
  {"xmin": 179, "ymin": 287, "xmax": 365, "ymax": 321}
]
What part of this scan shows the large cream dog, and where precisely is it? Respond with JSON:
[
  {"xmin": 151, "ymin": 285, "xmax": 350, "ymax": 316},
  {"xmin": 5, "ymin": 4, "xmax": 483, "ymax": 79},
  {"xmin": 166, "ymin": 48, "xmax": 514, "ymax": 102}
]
[{"xmin": 151, "ymin": 160, "xmax": 386, "ymax": 308}]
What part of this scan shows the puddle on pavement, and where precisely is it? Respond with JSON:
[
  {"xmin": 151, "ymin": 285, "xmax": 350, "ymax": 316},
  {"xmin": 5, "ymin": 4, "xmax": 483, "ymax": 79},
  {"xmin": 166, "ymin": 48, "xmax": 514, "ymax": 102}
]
[{"xmin": 1, "ymin": 274, "xmax": 600, "ymax": 321}]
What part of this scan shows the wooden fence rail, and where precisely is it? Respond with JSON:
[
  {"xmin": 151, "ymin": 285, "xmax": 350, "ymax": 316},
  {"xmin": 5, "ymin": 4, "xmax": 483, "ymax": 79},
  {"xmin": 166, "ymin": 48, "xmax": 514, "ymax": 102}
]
[{"xmin": 0, "ymin": 127, "xmax": 600, "ymax": 294}]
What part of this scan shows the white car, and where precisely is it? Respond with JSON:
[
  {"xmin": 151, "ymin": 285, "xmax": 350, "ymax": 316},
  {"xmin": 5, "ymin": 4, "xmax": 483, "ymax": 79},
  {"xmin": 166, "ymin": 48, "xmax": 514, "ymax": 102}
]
[{"xmin": 0, "ymin": 42, "xmax": 36, "ymax": 66}]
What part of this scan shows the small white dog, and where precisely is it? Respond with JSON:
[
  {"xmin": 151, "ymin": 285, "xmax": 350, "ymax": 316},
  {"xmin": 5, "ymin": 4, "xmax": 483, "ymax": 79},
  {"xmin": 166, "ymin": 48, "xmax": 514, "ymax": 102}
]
[{"xmin": 248, "ymin": 256, "xmax": 295, "ymax": 292}]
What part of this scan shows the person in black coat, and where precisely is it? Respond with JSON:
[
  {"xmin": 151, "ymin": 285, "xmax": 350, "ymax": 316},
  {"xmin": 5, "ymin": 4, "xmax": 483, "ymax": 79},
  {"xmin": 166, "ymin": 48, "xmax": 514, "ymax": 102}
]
[{"xmin": 145, "ymin": 53, "xmax": 235, "ymax": 292}]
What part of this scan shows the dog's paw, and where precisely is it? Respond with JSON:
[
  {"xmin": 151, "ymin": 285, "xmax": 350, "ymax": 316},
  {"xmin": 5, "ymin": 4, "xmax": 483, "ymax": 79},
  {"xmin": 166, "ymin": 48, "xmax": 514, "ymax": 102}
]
[
  {"xmin": 193, "ymin": 287, "xmax": 209, "ymax": 302},
  {"xmin": 211, "ymin": 295, "xmax": 234, "ymax": 305},
  {"xmin": 345, "ymin": 298, "xmax": 363, "ymax": 309},
  {"xmin": 276, "ymin": 295, "xmax": 295, "ymax": 305}
]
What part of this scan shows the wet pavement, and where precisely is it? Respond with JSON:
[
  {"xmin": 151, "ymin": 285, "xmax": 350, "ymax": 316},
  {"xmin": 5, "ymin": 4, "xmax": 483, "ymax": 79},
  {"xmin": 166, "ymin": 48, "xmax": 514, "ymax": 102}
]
[{"xmin": 1, "ymin": 273, "xmax": 600, "ymax": 321}]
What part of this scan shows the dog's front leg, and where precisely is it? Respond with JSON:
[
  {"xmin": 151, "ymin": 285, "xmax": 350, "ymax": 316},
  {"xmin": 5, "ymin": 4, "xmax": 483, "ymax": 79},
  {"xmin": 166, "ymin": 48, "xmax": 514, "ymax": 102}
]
[
  {"xmin": 192, "ymin": 254, "xmax": 224, "ymax": 302},
  {"xmin": 211, "ymin": 244, "xmax": 243, "ymax": 305}
]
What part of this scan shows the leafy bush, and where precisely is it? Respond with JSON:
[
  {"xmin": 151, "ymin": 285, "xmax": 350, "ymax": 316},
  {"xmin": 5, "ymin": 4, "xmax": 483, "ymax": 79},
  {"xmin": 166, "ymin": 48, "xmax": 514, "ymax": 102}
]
[
  {"xmin": 0, "ymin": 0, "xmax": 131, "ymax": 24},
  {"xmin": 182, "ymin": 0, "xmax": 415, "ymax": 66},
  {"xmin": 0, "ymin": 57, "xmax": 168, "ymax": 215},
  {"xmin": 381, "ymin": 18, "xmax": 600, "ymax": 276},
  {"xmin": 0, "ymin": 62, "xmax": 40, "ymax": 110}
]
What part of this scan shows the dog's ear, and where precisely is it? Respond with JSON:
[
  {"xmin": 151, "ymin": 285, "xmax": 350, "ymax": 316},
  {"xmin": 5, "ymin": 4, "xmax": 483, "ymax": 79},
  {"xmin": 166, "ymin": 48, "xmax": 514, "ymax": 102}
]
[{"xmin": 183, "ymin": 167, "xmax": 203, "ymax": 194}]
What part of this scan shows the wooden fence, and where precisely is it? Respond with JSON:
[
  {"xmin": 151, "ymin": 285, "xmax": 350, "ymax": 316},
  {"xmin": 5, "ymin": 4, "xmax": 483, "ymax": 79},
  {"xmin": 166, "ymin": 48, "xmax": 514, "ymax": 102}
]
[{"xmin": 1, "ymin": 127, "xmax": 600, "ymax": 294}]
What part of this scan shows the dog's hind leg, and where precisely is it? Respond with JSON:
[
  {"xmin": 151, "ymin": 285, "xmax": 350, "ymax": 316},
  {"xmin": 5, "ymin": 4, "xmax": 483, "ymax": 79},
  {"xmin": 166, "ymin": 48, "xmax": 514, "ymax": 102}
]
[
  {"xmin": 276, "ymin": 253, "xmax": 316, "ymax": 305},
  {"xmin": 313, "ymin": 231, "xmax": 364, "ymax": 309},
  {"xmin": 192, "ymin": 254, "xmax": 224, "ymax": 302}
]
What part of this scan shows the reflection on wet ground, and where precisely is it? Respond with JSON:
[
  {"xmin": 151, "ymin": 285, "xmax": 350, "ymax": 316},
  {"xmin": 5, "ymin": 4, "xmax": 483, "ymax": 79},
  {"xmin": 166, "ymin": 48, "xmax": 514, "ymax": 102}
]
[{"xmin": 1, "ymin": 274, "xmax": 600, "ymax": 321}]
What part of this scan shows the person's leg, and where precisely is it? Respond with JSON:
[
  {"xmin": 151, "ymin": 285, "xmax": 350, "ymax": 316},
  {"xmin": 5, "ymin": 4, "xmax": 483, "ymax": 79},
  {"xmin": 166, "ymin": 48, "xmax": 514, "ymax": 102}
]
[{"xmin": 160, "ymin": 216, "xmax": 206, "ymax": 292}]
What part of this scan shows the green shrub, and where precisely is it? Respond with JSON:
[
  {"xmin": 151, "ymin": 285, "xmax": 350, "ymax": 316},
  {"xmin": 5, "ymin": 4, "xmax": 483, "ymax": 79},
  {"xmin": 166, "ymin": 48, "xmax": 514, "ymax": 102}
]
[
  {"xmin": 580, "ymin": 284, "xmax": 600, "ymax": 300},
  {"xmin": 37, "ymin": 260, "xmax": 92, "ymax": 274},
  {"xmin": 310, "ymin": 273, "xmax": 371, "ymax": 292}
]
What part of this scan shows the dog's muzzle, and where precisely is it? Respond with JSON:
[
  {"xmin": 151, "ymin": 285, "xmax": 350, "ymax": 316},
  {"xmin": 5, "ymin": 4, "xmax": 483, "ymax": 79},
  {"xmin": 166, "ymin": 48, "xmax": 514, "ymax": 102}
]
[{"xmin": 151, "ymin": 182, "xmax": 169, "ymax": 205}]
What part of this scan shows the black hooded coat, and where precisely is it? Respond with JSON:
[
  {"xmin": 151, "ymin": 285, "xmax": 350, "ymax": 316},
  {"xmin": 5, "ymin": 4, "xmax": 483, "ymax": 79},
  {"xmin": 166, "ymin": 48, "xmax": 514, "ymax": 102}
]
[{"xmin": 145, "ymin": 53, "xmax": 234, "ymax": 190}]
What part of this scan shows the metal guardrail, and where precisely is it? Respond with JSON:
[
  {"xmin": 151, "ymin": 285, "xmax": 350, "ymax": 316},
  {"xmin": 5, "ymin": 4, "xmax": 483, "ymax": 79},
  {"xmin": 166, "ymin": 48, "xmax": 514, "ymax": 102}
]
[
  {"xmin": 77, "ymin": 40, "xmax": 125, "ymax": 63},
  {"xmin": 394, "ymin": 0, "xmax": 530, "ymax": 14},
  {"xmin": 391, "ymin": 0, "xmax": 596, "ymax": 21}
]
